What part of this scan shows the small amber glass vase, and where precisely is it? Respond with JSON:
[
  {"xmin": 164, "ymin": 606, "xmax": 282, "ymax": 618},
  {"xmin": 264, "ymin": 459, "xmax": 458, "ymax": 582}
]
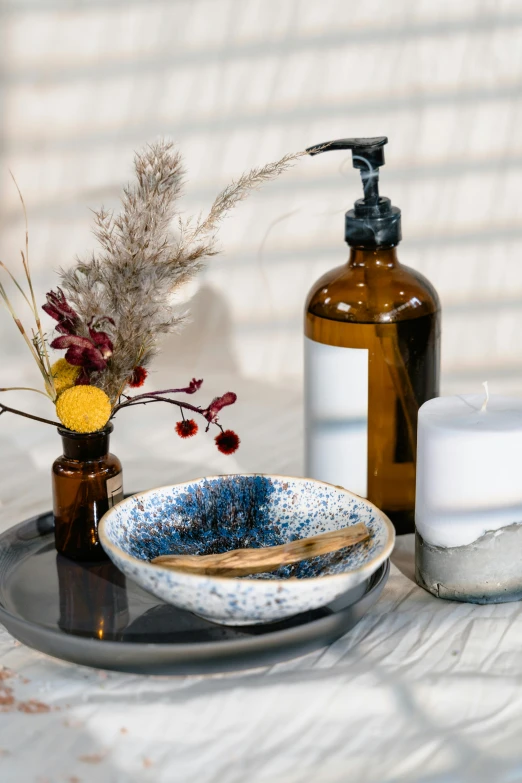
[{"xmin": 53, "ymin": 423, "xmax": 123, "ymax": 562}]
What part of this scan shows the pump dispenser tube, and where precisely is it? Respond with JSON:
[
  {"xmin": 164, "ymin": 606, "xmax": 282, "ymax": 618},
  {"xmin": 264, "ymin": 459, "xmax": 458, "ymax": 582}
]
[{"xmin": 304, "ymin": 137, "xmax": 440, "ymax": 534}]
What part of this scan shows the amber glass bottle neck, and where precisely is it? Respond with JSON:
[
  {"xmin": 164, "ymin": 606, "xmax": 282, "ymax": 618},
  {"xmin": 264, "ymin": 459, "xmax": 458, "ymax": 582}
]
[
  {"xmin": 348, "ymin": 245, "xmax": 399, "ymax": 269},
  {"xmin": 58, "ymin": 424, "xmax": 112, "ymax": 461}
]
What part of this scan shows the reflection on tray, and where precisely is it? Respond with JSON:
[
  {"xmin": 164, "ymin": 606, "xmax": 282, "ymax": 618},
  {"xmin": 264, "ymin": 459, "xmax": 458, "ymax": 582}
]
[
  {"xmin": 56, "ymin": 554, "xmax": 129, "ymax": 641},
  {"xmin": 54, "ymin": 550, "xmax": 339, "ymax": 643},
  {"xmin": 53, "ymin": 548, "xmax": 376, "ymax": 644},
  {"xmin": 122, "ymin": 602, "xmax": 336, "ymax": 643}
]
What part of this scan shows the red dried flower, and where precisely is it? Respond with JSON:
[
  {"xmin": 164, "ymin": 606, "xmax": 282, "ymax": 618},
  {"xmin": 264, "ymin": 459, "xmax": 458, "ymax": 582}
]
[
  {"xmin": 50, "ymin": 332, "xmax": 113, "ymax": 373},
  {"xmin": 129, "ymin": 366, "xmax": 148, "ymax": 388},
  {"xmin": 215, "ymin": 429, "xmax": 240, "ymax": 455},
  {"xmin": 203, "ymin": 392, "xmax": 237, "ymax": 426},
  {"xmin": 88, "ymin": 324, "xmax": 113, "ymax": 360},
  {"xmin": 42, "ymin": 288, "xmax": 79, "ymax": 335},
  {"xmin": 175, "ymin": 419, "xmax": 198, "ymax": 439},
  {"xmin": 184, "ymin": 378, "xmax": 203, "ymax": 394}
]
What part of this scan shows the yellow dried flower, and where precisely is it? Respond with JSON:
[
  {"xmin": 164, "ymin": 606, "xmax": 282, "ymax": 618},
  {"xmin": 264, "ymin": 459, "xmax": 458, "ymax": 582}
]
[
  {"xmin": 56, "ymin": 386, "xmax": 112, "ymax": 433},
  {"xmin": 51, "ymin": 358, "xmax": 81, "ymax": 395}
]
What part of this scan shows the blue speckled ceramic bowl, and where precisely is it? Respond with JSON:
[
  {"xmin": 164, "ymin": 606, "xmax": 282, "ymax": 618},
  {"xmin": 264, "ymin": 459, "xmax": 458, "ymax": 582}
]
[{"xmin": 99, "ymin": 475, "xmax": 394, "ymax": 625}]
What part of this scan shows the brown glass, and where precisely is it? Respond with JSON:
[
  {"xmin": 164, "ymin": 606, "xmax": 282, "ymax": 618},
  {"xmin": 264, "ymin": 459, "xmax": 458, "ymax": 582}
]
[
  {"xmin": 305, "ymin": 246, "xmax": 440, "ymax": 534},
  {"xmin": 53, "ymin": 424, "xmax": 123, "ymax": 561}
]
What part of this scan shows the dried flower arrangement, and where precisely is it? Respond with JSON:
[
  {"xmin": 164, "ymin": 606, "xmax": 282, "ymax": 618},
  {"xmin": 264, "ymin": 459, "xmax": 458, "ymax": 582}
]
[{"xmin": 0, "ymin": 140, "xmax": 304, "ymax": 454}]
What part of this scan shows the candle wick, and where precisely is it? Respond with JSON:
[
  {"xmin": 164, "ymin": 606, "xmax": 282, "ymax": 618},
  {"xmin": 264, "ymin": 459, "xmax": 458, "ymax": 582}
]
[{"xmin": 480, "ymin": 381, "xmax": 490, "ymax": 413}]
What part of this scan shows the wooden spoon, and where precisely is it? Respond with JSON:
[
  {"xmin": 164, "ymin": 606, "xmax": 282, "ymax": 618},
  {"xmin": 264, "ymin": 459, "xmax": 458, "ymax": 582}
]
[{"xmin": 151, "ymin": 522, "xmax": 369, "ymax": 577}]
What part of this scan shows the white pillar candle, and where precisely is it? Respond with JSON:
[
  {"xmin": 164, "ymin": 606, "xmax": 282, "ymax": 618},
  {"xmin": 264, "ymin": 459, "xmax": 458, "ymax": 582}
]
[{"xmin": 415, "ymin": 391, "xmax": 522, "ymax": 603}]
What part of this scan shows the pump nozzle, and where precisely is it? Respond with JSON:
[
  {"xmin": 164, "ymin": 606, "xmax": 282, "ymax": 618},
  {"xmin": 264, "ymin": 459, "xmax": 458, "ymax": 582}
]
[
  {"xmin": 307, "ymin": 137, "xmax": 387, "ymax": 205},
  {"xmin": 306, "ymin": 136, "xmax": 401, "ymax": 248}
]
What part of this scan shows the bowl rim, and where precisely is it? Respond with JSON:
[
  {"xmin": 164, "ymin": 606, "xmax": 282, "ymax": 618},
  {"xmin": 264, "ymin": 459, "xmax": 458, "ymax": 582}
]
[{"xmin": 98, "ymin": 473, "xmax": 395, "ymax": 585}]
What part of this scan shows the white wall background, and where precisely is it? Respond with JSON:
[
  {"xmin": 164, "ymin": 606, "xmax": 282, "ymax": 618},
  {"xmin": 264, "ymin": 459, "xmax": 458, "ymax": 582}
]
[{"xmin": 2, "ymin": 0, "xmax": 522, "ymax": 401}]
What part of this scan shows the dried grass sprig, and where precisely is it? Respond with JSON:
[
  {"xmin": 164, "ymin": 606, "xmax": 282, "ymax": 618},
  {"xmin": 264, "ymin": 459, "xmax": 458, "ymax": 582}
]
[
  {"xmin": 186, "ymin": 151, "xmax": 306, "ymax": 240},
  {"xmin": 9, "ymin": 173, "xmax": 55, "ymax": 394},
  {"xmin": 0, "ymin": 174, "xmax": 57, "ymax": 400},
  {"xmin": 60, "ymin": 141, "xmax": 187, "ymax": 400},
  {"xmin": 0, "ymin": 261, "xmax": 56, "ymax": 400},
  {"xmin": 58, "ymin": 141, "xmax": 305, "ymax": 403}
]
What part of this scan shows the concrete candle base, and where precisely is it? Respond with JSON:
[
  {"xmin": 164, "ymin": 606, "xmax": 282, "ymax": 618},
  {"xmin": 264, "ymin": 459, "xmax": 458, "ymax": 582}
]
[{"xmin": 415, "ymin": 524, "xmax": 522, "ymax": 604}]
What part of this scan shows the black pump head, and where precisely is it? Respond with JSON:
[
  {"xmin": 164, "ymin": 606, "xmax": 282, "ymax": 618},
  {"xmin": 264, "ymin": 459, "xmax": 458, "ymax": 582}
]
[{"xmin": 306, "ymin": 137, "xmax": 401, "ymax": 248}]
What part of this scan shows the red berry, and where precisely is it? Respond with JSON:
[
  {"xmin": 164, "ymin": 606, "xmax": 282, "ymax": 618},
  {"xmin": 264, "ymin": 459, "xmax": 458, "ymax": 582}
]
[
  {"xmin": 175, "ymin": 419, "xmax": 198, "ymax": 438},
  {"xmin": 215, "ymin": 429, "xmax": 240, "ymax": 455},
  {"xmin": 129, "ymin": 366, "xmax": 148, "ymax": 388}
]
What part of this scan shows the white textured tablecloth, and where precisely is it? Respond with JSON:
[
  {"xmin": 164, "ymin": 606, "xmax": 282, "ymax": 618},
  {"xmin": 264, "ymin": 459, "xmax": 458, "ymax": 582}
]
[{"xmin": 1, "ymin": 376, "xmax": 522, "ymax": 783}]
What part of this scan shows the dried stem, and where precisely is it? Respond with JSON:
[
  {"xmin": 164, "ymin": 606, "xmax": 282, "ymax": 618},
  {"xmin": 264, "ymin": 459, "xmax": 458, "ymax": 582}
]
[
  {"xmin": 112, "ymin": 395, "xmax": 204, "ymax": 418},
  {"xmin": 0, "ymin": 387, "xmax": 49, "ymax": 396},
  {"xmin": 0, "ymin": 403, "xmax": 59, "ymax": 427},
  {"xmin": 0, "ymin": 282, "xmax": 54, "ymax": 397},
  {"xmin": 0, "ymin": 261, "xmax": 33, "ymax": 311},
  {"xmin": 121, "ymin": 386, "xmax": 201, "ymax": 402}
]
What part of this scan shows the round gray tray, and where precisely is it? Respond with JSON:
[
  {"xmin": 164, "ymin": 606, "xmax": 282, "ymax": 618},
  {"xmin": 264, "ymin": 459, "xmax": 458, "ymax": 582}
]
[{"xmin": 0, "ymin": 511, "xmax": 389, "ymax": 675}]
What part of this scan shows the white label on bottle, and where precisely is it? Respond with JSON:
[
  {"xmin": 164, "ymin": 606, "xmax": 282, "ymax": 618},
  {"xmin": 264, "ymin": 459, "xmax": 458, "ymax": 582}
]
[
  {"xmin": 107, "ymin": 472, "xmax": 124, "ymax": 508},
  {"xmin": 305, "ymin": 337, "xmax": 369, "ymax": 497}
]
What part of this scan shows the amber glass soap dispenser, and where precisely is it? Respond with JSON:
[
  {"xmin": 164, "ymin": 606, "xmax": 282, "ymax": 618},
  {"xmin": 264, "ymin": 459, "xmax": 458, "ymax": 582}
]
[{"xmin": 304, "ymin": 137, "xmax": 440, "ymax": 534}]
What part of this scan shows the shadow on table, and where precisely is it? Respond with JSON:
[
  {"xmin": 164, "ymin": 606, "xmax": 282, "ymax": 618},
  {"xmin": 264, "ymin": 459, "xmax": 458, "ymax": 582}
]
[{"xmin": 390, "ymin": 535, "xmax": 416, "ymax": 582}]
